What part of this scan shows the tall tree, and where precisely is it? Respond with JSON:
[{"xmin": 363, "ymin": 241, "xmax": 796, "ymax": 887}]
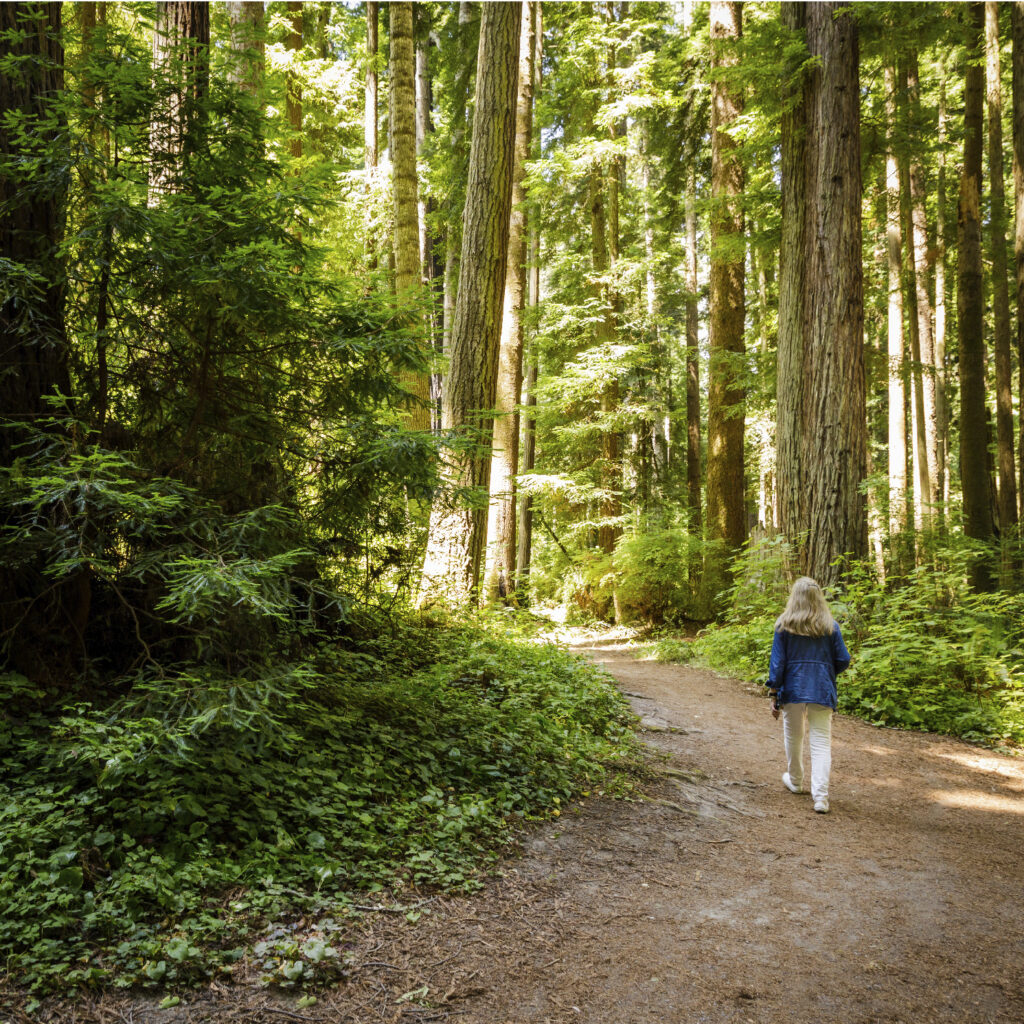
[
  {"xmin": 959, "ymin": 2, "xmax": 996, "ymax": 589},
  {"xmin": 420, "ymin": 2, "xmax": 521, "ymax": 604},
  {"xmin": 225, "ymin": 1, "xmax": 264, "ymax": 95},
  {"xmin": 286, "ymin": 2, "xmax": 303, "ymax": 159},
  {"xmin": 906, "ymin": 49, "xmax": 941, "ymax": 516},
  {"xmin": 884, "ymin": 61, "xmax": 909, "ymax": 551},
  {"xmin": 364, "ymin": 1, "xmax": 378, "ymax": 267},
  {"xmin": 936, "ymin": 70, "xmax": 951, "ymax": 505},
  {"xmin": 706, "ymin": 0, "xmax": 746, "ymax": 552},
  {"xmin": 390, "ymin": 1, "xmax": 430, "ymax": 431},
  {"xmin": 485, "ymin": 0, "xmax": 535, "ymax": 603},
  {"xmin": 149, "ymin": 1, "xmax": 209, "ymax": 197},
  {"xmin": 1014, "ymin": 2, "xmax": 1024, "ymax": 518},
  {"xmin": 0, "ymin": 2, "xmax": 81, "ymax": 675},
  {"xmin": 986, "ymin": 1, "xmax": 1019, "ymax": 535},
  {"xmin": 778, "ymin": 1, "xmax": 866, "ymax": 583}
]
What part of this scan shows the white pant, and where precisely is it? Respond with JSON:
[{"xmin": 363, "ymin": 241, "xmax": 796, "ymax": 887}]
[{"xmin": 782, "ymin": 702, "xmax": 832, "ymax": 803}]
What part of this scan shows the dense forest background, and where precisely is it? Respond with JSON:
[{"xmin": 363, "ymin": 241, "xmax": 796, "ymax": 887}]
[{"xmin": 4, "ymin": 0, "xmax": 1024, "ymax": 1003}]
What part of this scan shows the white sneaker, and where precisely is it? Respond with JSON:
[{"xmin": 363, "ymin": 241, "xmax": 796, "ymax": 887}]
[
  {"xmin": 782, "ymin": 772, "xmax": 803, "ymax": 794},
  {"xmin": 814, "ymin": 799, "xmax": 830, "ymax": 814}
]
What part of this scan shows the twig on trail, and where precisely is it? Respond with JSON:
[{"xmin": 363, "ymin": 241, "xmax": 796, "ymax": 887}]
[
  {"xmin": 356, "ymin": 960, "xmax": 402, "ymax": 972},
  {"xmin": 621, "ymin": 690, "xmax": 651, "ymax": 699},
  {"xmin": 700, "ymin": 837, "xmax": 734, "ymax": 844},
  {"xmin": 427, "ymin": 944, "xmax": 463, "ymax": 969}
]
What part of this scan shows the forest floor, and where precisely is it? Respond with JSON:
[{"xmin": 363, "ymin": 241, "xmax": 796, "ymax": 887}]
[{"xmin": 37, "ymin": 636, "xmax": 1024, "ymax": 1024}]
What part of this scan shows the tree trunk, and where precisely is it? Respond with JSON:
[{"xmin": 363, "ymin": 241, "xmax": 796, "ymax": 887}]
[
  {"xmin": 707, "ymin": 0, "xmax": 746, "ymax": 553},
  {"xmin": 390, "ymin": 1, "xmax": 430, "ymax": 432},
  {"xmin": 959, "ymin": 2, "xmax": 996, "ymax": 589},
  {"xmin": 685, "ymin": 166, "xmax": 702, "ymax": 542},
  {"xmin": 778, "ymin": 1, "xmax": 867, "ymax": 584},
  {"xmin": 936, "ymin": 72, "xmax": 951, "ymax": 507},
  {"xmin": 485, "ymin": 0, "xmax": 535, "ymax": 604},
  {"xmin": 884, "ymin": 61, "xmax": 909, "ymax": 551},
  {"xmin": 986, "ymin": 1, "xmax": 1019, "ymax": 535},
  {"xmin": 364, "ymin": 1, "xmax": 378, "ymax": 268},
  {"xmin": 777, "ymin": 1, "xmax": 807, "ymax": 548},
  {"xmin": 225, "ymin": 1, "xmax": 264, "ymax": 94},
  {"xmin": 906, "ymin": 49, "xmax": 941, "ymax": 521},
  {"xmin": 149, "ymin": 1, "xmax": 209, "ymax": 198},
  {"xmin": 286, "ymin": 2, "xmax": 303, "ymax": 159},
  {"xmin": 420, "ymin": 2, "xmax": 521, "ymax": 605},
  {"xmin": 0, "ymin": 2, "xmax": 84, "ymax": 680},
  {"xmin": 1013, "ymin": 2, "xmax": 1024, "ymax": 520}
]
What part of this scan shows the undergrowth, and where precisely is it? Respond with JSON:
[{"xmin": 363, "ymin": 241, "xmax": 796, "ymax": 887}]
[
  {"xmin": 0, "ymin": 619, "xmax": 639, "ymax": 1004},
  {"xmin": 647, "ymin": 538, "xmax": 1024, "ymax": 751}
]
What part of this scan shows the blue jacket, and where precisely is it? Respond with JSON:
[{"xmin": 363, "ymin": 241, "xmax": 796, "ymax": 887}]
[{"xmin": 767, "ymin": 624, "xmax": 850, "ymax": 710}]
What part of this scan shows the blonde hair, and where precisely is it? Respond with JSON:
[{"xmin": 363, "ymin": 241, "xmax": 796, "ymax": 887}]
[{"xmin": 775, "ymin": 576, "xmax": 835, "ymax": 637}]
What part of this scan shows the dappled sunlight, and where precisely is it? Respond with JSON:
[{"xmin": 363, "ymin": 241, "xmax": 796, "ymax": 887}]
[
  {"xmin": 931, "ymin": 749, "xmax": 1024, "ymax": 785},
  {"xmin": 927, "ymin": 788, "xmax": 1024, "ymax": 816}
]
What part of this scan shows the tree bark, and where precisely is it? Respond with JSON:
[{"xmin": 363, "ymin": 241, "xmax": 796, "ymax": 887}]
[
  {"xmin": 390, "ymin": 1, "xmax": 430, "ymax": 432},
  {"xmin": 986, "ymin": 1, "xmax": 1019, "ymax": 535},
  {"xmin": 485, "ymin": 0, "xmax": 534, "ymax": 604},
  {"xmin": 777, "ymin": 1, "xmax": 807, "ymax": 548},
  {"xmin": 364, "ymin": 1, "xmax": 378, "ymax": 268},
  {"xmin": 906, "ymin": 49, "xmax": 941, "ymax": 521},
  {"xmin": 1013, "ymin": 2, "xmax": 1024, "ymax": 520},
  {"xmin": 149, "ymin": 1, "xmax": 209, "ymax": 198},
  {"xmin": 959, "ymin": 2, "xmax": 996, "ymax": 589},
  {"xmin": 884, "ymin": 61, "xmax": 909, "ymax": 550},
  {"xmin": 225, "ymin": 1, "xmax": 264, "ymax": 94},
  {"xmin": 685, "ymin": 173, "xmax": 702, "ymax": 541},
  {"xmin": 420, "ymin": 2, "xmax": 521, "ymax": 605},
  {"xmin": 707, "ymin": 0, "xmax": 746, "ymax": 553},
  {"xmin": 778, "ymin": 1, "xmax": 867, "ymax": 584},
  {"xmin": 286, "ymin": 2, "xmax": 303, "ymax": 159},
  {"xmin": 0, "ymin": 2, "xmax": 83, "ymax": 679},
  {"xmin": 936, "ymin": 72, "xmax": 951, "ymax": 506}
]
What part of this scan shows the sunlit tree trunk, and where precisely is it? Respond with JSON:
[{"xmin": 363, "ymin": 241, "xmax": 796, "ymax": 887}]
[
  {"xmin": 778, "ymin": 1, "xmax": 866, "ymax": 584},
  {"xmin": 1013, "ymin": 2, "xmax": 1024, "ymax": 520},
  {"xmin": 884, "ymin": 62, "xmax": 909, "ymax": 553},
  {"xmin": 986, "ymin": 1, "xmax": 1019, "ymax": 536},
  {"xmin": 364, "ymin": 1, "xmax": 378, "ymax": 268},
  {"xmin": 937, "ymin": 73, "xmax": 951, "ymax": 507},
  {"xmin": 906, "ymin": 50, "xmax": 941, "ymax": 521},
  {"xmin": 286, "ymin": 2, "xmax": 302, "ymax": 159},
  {"xmin": 707, "ymin": 0, "xmax": 746, "ymax": 553},
  {"xmin": 685, "ymin": 168, "xmax": 702, "ymax": 543},
  {"xmin": 390, "ymin": 1, "xmax": 430, "ymax": 432},
  {"xmin": 959, "ymin": 2, "xmax": 996, "ymax": 590},
  {"xmin": 149, "ymin": 1, "xmax": 209, "ymax": 199},
  {"xmin": 485, "ymin": 0, "xmax": 534, "ymax": 604},
  {"xmin": 226, "ymin": 1, "xmax": 264, "ymax": 95},
  {"xmin": 420, "ymin": 2, "xmax": 521, "ymax": 605}
]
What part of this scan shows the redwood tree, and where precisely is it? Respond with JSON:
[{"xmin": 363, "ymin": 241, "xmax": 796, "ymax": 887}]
[{"xmin": 420, "ymin": 2, "xmax": 521, "ymax": 604}]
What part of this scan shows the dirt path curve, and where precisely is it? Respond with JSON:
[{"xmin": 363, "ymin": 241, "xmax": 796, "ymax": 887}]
[{"xmin": 117, "ymin": 642, "xmax": 1024, "ymax": 1024}]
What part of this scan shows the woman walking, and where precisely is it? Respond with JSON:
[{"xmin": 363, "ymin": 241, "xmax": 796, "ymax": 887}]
[{"xmin": 767, "ymin": 576, "xmax": 850, "ymax": 814}]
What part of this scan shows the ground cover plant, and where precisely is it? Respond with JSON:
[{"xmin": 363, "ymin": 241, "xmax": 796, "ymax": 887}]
[
  {"xmin": 0, "ymin": 618, "xmax": 638, "ymax": 1006},
  {"xmin": 647, "ymin": 538, "xmax": 1024, "ymax": 751}
]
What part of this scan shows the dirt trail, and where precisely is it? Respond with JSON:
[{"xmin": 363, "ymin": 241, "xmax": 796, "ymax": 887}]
[{"xmin": 78, "ymin": 642, "xmax": 1024, "ymax": 1024}]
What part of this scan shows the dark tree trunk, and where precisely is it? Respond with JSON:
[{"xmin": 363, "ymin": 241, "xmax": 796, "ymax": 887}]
[
  {"xmin": 778, "ymin": 1, "xmax": 867, "ymax": 584},
  {"xmin": 959, "ymin": 2, "xmax": 997, "ymax": 589},
  {"xmin": 1014, "ymin": 2, "xmax": 1024, "ymax": 520},
  {"xmin": 420, "ymin": 1, "xmax": 521, "ymax": 605},
  {"xmin": 707, "ymin": 0, "xmax": 746, "ymax": 553},
  {"xmin": 986, "ymin": 1, "xmax": 1019, "ymax": 536},
  {"xmin": 0, "ymin": 2, "xmax": 84, "ymax": 679}
]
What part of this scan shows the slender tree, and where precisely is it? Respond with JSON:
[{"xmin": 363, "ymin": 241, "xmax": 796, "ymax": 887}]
[
  {"xmin": 286, "ymin": 2, "xmax": 303, "ymax": 159},
  {"xmin": 420, "ymin": 2, "xmax": 521, "ymax": 604},
  {"xmin": 225, "ymin": 1, "xmax": 264, "ymax": 95},
  {"xmin": 986, "ymin": 1, "xmax": 1019, "ymax": 535},
  {"xmin": 485, "ymin": 0, "xmax": 535, "ymax": 603},
  {"xmin": 364, "ymin": 1, "xmax": 378, "ymax": 268},
  {"xmin": 778, "ymin": 1, "xmax": 866, "ymax": 582},
  {"xmin": 884, "ymin": 61, "xmax": 909, "ymax": 550},
  {"xmin": 1014, "ymin": 2, "xmax": 1024, "ymax": 518},
  {"xmin": 936, "ymin": 71, "xmax": 951, "ymax": 505},
  {"xmin": 706, "ymin": 0, "xmax": 746, "ymax": 553},
  {"xmin": 390, "ymin": 1, "xmax": 430, "ymax": 431},
  {"xmin": 959, "ymin": 2, "xmax": 996, "ymax": 589}
]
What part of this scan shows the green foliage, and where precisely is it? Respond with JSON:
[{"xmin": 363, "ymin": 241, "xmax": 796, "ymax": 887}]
[
  {"xmin": 0, "ymin": 620, "xmax": 638, "ymax": 997},
  {"xmin": 655, "ymin": 539, "xmax": 1024, "ymax": 751}
]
